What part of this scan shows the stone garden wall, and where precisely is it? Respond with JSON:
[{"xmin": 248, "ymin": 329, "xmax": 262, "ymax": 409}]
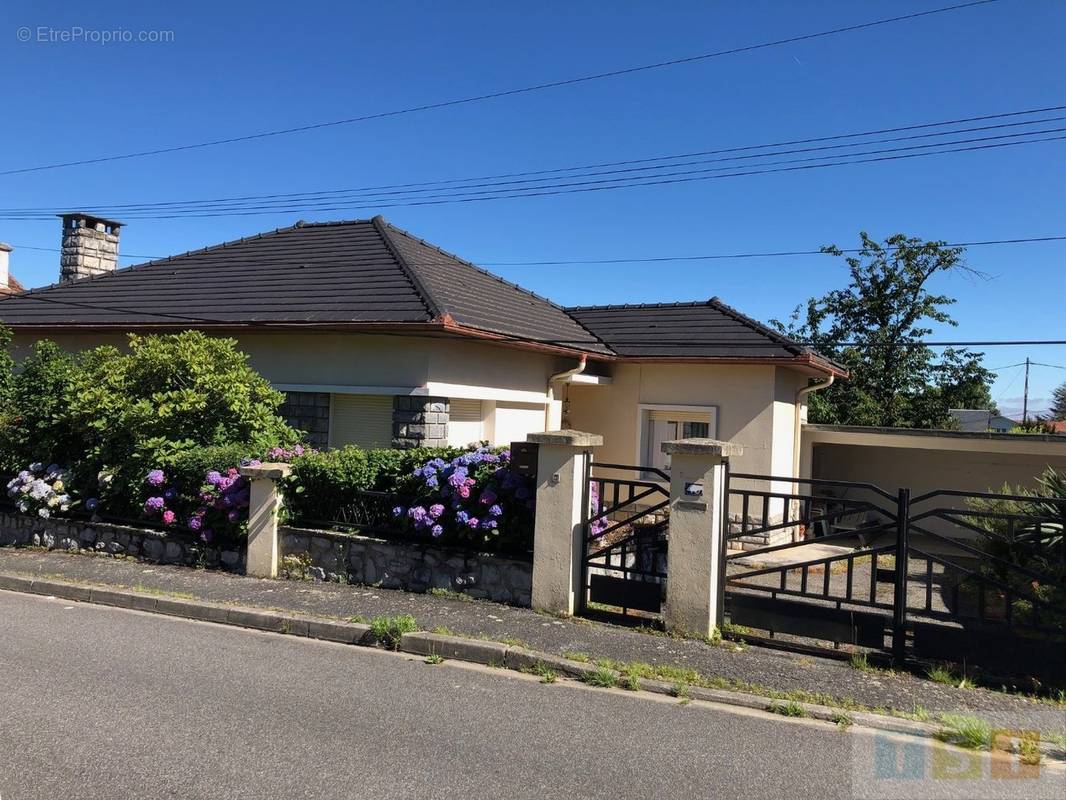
[
  {"xmin": 0, "ymin": 511, "xmax": 245, "ymax": 570},
  {"xmin": 280, "ymin": 525, "xmax": 532, "ymax": 606},
  {"xmin": 0, "ymin": 512, "xmax": 531, "ymax": 607}
]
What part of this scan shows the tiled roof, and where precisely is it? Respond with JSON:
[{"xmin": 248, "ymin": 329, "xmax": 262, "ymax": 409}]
[
  {"xmin": 0, "ymin": 274, "xmax": 24, "ymax": 296},
  {"xmin": 566, "ymin": 298, "xmax": 841, "ymax": 366},
  {"xmin": 0, "ymin": 216, "xmax": 840, "ymax": 372}
]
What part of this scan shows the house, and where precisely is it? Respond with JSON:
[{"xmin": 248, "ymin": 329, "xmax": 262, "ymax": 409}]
[
  {"xmin": 0, "ymin": 212, "xmax": 846, "ymax": 479},
  {"xmin": 948, "ymin": 408, "xmax": 1016, "ymax": 433},
  {"xmin": 0, "ymin": 243, "xmax": 25, "ymax": 296}
]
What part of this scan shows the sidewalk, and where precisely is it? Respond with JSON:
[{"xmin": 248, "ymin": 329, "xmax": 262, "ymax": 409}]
[{"xmin": 1, "ymin": 548, "xmax": 1063, "ymax": 737}]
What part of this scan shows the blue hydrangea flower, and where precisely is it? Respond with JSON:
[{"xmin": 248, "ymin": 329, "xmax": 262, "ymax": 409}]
[
  {"xmin": 456, "ymin": 510, "xmax": 470, "ymax": 525},
  {"xmin": 488, "ymin": 504, "xmax": 503, "ymax": 517},
  {"xmin": 392, "ymin": 506, "xmax": 405, "ymax": 518},
  {"xmin": 430, "ymin": 524, "xmax": 444, "ymax": 537}
]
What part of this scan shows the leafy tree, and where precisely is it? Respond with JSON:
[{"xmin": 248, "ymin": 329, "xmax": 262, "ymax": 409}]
[
  {"xmin": 776, "ymin": 233, "xmax": 994, "ymax": 428},
  {"xmin": 1050, "ymin": 381, "xmax": 1066, "ymax": 421}
]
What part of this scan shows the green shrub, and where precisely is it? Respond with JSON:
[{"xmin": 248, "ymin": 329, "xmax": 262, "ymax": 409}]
[
  {"xmin": 0, "ymin": 331, "xmax": 296, "ymax": 526},
  {"xmin": 283, "ymin": 447, "xmax": 374, "ymax": 522}
]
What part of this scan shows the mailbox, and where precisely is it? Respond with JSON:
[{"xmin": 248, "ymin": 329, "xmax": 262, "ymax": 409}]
[{"xmin": 509, "ymin": 441, "xmax": 539, "ymax": 477}]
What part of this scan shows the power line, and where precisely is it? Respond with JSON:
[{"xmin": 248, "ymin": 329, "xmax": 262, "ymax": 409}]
[
  {"xmin": 5, "ymin": 128, "xmax": 1063, "ymax": 222},
  {"xmin": 5, "ymin": 114, "xmax": 1062, "ymax": 220},
  {"xmin": 4, "ymin": 101, "xmax": 1061, "ymax": 215},
  {"xmin": 0, "ymin": 0, "xmax": 1002, "ymax": 177},
  {"xmin": 7, "ymin": 234, "xmax": 1066, "ymax": 269},
  {"xmin": 481, "ymin": 236, "xmax": 1066, "ymax": 266},
  {"xmin": 2, "ymin": 289, "xmax": 1063, "ymax": 350}
]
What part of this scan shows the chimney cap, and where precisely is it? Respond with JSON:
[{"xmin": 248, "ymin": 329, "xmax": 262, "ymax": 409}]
[
  {"xmin": 57, "ymin": 211, "xmax": 124, "ymax": 230},
  {"xmin": 0, "ymin": 242, "xmax": 11, "ymax": 252}
]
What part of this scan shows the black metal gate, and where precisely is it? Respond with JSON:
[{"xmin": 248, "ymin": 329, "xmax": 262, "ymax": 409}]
[
  {"xmin": 579, "ymin": 460, "xmax": 670, "ymax": 623},
  {"xmin": 722, "ymin": 470, "xmax": 1066, "ymax": 680}
]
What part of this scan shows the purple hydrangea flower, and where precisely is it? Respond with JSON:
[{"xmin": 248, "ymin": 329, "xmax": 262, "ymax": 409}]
[
  {"xmin": 480, "ymin": 518, "xmax": 497, "ymax": 530},
  {"xmin": 187, "ymin": 515, "xmax": 203, "ymax": 531},
  {"xmin": 466, "ymin": 516, "xmax": 480, "ymax": 529},
  {"xmin": 206, "ymin": 470, "xmax": 223, "ymax": 486},
  {"xmin": 146, "ymin": 469, "xmax": 165, "ymax": 487},
  {"xmin": 392, "ymin": 506, "xmax": 405, "ymax": 518},
  {"xmin": 488, "ymin": 504, "xmax": 503, "ymax": 518},
  {"xmin": 144, "ymin": 496, "xmax": 165, "ymax": 512},
  {"xmin": 425, "ymin": 475, "xmax": 439, "ymax": 489},
  {"xmin": 430, "ymin": 524, "xmax": 444, "ymax": 538},
  {"xmin": 429, "ymin": 503, "xmax": 445, "ymax": 518}
]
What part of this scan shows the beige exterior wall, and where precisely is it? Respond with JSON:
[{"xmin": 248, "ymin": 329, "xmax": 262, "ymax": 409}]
[
  {"xmin": 567, "ymin": 362, "xmax": 804, "ymax": 477},
  {"xmin": 8, "ymin": 330, "xmax": 572, "ymax": 448}
]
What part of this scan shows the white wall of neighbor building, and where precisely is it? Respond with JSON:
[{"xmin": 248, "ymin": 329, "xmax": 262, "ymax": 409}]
[{"xmin": 804, "ymin": 427, "xmax": 1066, "ymax": 495}]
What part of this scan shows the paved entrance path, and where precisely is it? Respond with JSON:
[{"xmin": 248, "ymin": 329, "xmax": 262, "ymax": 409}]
[
  {"xmin": 1, "ymin": 548, "xmax": 1063, "ymax": 736},
  {"xmin": 3, "ymin": 591, "xmax": 1062, "ymax": 800}
]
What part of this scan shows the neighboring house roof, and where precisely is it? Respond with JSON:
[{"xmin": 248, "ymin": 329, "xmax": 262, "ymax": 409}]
[
  {"xmin": 1044, "ymin": 420, "xmax": 1066, "ymax": 434},
  {"xmin": 948, "ymin": 408, "xmax": 1016, "ymax": 432},
  {"xmin": 0, "ymin": 215, "xmax": 842, "ymax": 374},
  {"xmin": 0, "ymin": 275, "xmax": 24, "ymax": 296}
]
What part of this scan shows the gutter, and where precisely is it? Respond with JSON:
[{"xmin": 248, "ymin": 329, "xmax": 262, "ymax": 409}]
[
  {"xmin": 792, "ymin": 374, "xmax": 835, "ymax": 480},
  {"xmin": 545, "ymin": 355, "xmax": 588, "ymax": 430}
]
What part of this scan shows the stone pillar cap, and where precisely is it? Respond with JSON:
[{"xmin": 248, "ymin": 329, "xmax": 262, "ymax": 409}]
[
  {"xmin": 662, "ymin": 438, "xmax": 743, "ymax": 457},
  {"xmin": 239, "ymin": 462, "xmax": 293, "ymax": 479},
  {"xmin": 526, "ymin": 430, "xmax": 604, "ymax": 447}
]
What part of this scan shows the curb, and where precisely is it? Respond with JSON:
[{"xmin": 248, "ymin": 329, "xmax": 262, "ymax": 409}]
[{"xmin": 1, "ymin": 572, "xmax": 1061, "ymax": 759}]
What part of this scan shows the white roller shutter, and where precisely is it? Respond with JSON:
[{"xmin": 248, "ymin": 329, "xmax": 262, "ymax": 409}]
[
  {"xmin": 328, "ymin": 394, "xmax": 393, "ymax": 449},
  {"xmin": 448, "ymin": 399, "xmax": 484, "ymax": 447}
]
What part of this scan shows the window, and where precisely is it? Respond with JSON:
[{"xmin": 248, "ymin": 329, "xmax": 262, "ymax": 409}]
[
  {"xmin": 641, "ymin": 406, "xmax": 717, "ymax": 473},
  {"xmin": 329, "ymin": 394, "xmax": 393, "ymax": 448}
]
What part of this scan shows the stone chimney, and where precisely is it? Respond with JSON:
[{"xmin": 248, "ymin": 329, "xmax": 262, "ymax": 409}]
[
  {"xmin": 58, "ymin": 212, "xmax": 123, "ymax": 283},
  {"xmin": 0, "ymin": 242, "xmax": 10, "ymax": 291}
]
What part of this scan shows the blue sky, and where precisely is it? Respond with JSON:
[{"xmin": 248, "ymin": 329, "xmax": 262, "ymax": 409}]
[{"xmin": 2, "ymin": 0, "xmax": 1064, "ymax": 414}]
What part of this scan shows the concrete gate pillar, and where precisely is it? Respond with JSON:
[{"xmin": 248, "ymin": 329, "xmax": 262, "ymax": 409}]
[
  {"xmin": 661, "ymin": 438, "xmax": 743, "ymax": 637},
  {"xmin": 526, "ymin": 430, "xmax": 603, "ymax": 616},
  {"xmin": 239, "ymin": 462, "xmax": 293, "ymax": 579}
]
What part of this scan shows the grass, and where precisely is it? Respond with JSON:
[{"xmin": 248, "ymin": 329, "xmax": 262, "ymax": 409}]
[
  {"xmin": 768, "ymin": 700, "xmax": 808, "ymax": 718},
  {"xmin": 427, "ymin": 587, "xmax": 474, "ymax": 603},
  {"xmin": 927, "ymin": 663, "xmax": 975, "ymax": 689},
  {"xmin": 369, "ymin": 614, "xmax": 418, "ymax": 650},
  {"xmin": 849, "ymin": 653, "xmax": 871, "ymax": 672},
  {"xmin": 130, "ymin": 583, "xmax": 196, "ymax": 600},
  {"xmin": 936, "ymin": 714, "xmax": 994, "ymax": 750},
  {"xmin": 832, "ymin": 712, "xmax": 853, "ymax": 730},
  {"xmin": 424, "ymin": 653, "xmax": 444, "ymax": 665},
  {"xmin": 346, "ymin": 614, "xmax": 368, "ymax": 624},
  {"xmin": 582, "ymin": 666, "xmax": 618, "ymax": 689},
  {"xmin": 1018, "ymin": 736, "xmax": 1042, "ymax": 766},
  {"xmin": 520, "ymin": 662, "xmax": 558, "ymax": 684},
  {"xmin": 563, "ymin": 651, "xmax": 590, "ymax": 663}
]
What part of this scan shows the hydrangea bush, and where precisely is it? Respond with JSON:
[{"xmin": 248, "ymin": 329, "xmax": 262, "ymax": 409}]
[
  {"xmin": 389, "ymin": 446, "xmax": 535, "ymax": 552},
  {"xmin": 138, "ymin": 461, "xmax": 258, "ymax": 542},
  {"xmin": 5, "ymin": 463, "xmax": 77, "ymax": 519}
]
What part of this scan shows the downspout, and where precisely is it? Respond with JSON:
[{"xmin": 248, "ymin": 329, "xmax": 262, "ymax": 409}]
[
  {"xmin": 545, "ymin": 355, "xmax": 588, "ymax": 430},
  {"xmin": 793, "ymin": 374, "xmax": 835, "ymax": 480}
]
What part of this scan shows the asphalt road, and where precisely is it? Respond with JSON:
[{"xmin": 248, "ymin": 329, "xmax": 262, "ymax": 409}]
[{"xmin": 0, "ymin": 591, "xmax": 1060, "ymax": 800}]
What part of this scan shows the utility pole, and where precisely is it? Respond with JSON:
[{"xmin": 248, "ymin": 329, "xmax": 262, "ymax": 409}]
[{"xmin": 1022, "ymin": 357, "xmax": 1031, "ymax": 424}]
